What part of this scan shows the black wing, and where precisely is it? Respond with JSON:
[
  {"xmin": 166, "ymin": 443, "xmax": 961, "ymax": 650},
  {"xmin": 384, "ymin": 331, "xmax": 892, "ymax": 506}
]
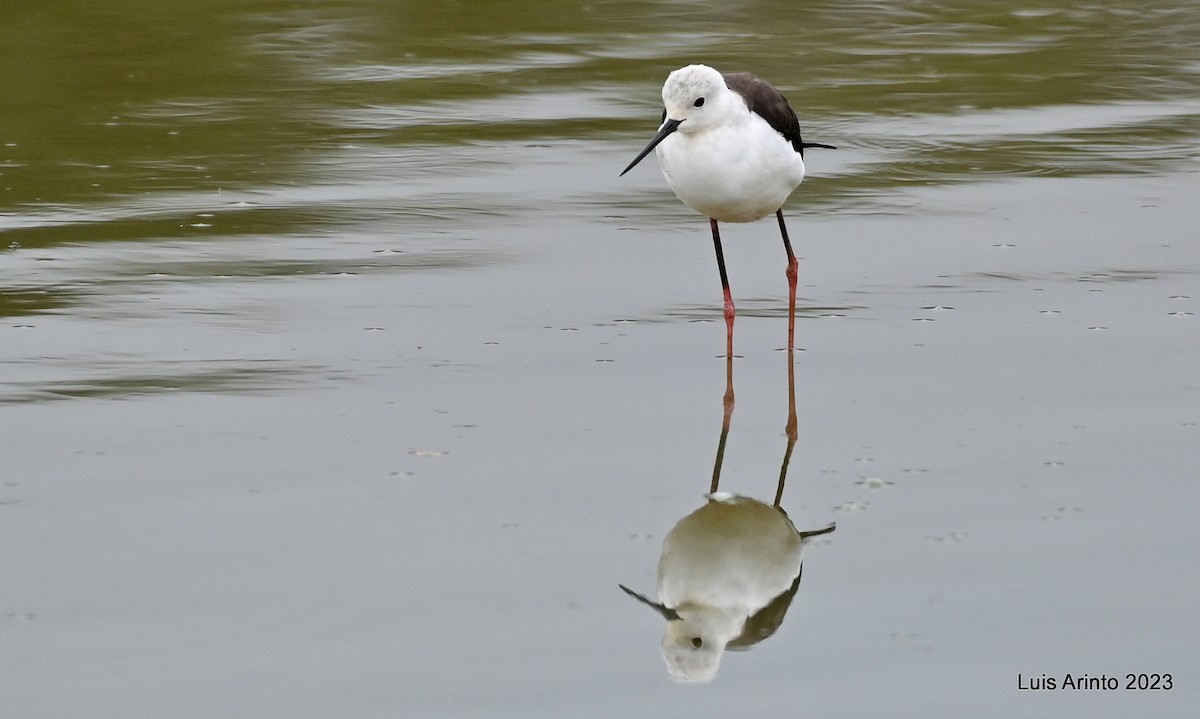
[{"xmin": 723, "ymin": 72, "xmax": 835, "ymax": 157}]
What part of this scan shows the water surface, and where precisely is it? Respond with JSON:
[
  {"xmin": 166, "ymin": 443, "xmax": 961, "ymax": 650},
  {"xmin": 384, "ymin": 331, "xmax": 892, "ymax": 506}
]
[{"xmin": 2, "ymin": 1, "xmax": 1198, "ymax": 716}]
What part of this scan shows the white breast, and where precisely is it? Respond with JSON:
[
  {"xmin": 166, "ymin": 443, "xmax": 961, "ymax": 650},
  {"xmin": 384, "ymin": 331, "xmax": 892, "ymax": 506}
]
[{"xmin": 656, "ymin": 112, "xmax": 806, "ymax": 223}]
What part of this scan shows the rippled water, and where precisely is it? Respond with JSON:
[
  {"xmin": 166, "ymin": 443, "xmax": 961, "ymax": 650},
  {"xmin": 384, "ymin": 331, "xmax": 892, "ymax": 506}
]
[{"xmin": 3, "ymin": 1, "xmax": 1199, "ymax": 716}]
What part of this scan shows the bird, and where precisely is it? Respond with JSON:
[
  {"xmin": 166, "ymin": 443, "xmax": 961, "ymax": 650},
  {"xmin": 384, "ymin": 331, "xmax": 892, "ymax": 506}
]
[
  {"xmin": 620, "ymin": 64, "xmax": 835, "ymax": 355},
  {"xmin": 620, "ymin": 492, "xmax": 836, "ymax": 683}
]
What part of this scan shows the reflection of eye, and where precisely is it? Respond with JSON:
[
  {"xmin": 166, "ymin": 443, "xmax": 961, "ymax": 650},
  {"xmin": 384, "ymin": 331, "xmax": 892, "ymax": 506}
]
[
  {"xmin": 691, "ymin": 637, "xmax": 703, "ymax": 648},
  {"xmin": 693, "ymin": 97, "xmax": 705, "ymax": 108}
]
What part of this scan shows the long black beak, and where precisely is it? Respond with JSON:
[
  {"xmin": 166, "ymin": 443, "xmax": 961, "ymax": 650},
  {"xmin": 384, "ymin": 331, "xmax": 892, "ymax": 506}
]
[
  {"xmin": 619, "ymin": 118, "xmax": 683, "ymax": 176},
  {"xmin": 618, "ymin": 584, "xmax": 681, "ymax": 621}
]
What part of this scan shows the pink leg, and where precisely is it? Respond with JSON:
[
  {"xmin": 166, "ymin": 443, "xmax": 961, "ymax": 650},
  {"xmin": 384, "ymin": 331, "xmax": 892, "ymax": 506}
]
[
  {"xmin": 776, "ymin": 210, "xmax": 798, "ymax": 350},
  {"xmin": 722, "ymin": 284, "xmax": 735, "ymax": 359}
]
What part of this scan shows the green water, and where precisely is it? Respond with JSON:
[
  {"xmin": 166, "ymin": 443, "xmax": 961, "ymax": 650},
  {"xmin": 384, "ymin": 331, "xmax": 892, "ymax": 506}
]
[{"xmin": 4, "ymin": 1, "xmax": 1197, "ymax": 217}]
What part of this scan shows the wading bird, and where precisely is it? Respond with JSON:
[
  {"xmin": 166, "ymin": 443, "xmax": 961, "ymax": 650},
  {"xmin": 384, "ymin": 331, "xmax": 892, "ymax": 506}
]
[{"xmin": 621, "ymin": 64, "xmax": 835, "ymax": 355}]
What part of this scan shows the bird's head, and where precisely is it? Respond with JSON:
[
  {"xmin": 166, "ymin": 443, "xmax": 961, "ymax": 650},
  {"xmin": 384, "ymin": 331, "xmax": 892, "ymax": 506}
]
[
  {"xmin": 660, "ymin": 64, "xmax": 729, "ymax": 133},
  {"xmin": 659, "ymin": 604, "xmax": 742, "ymax": 684},
  {"xmin": 620, "ymin": 64, "xmax": 730, "ymax": 176}
]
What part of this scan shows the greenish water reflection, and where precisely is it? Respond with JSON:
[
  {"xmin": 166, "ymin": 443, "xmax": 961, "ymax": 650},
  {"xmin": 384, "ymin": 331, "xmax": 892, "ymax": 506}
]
[
  {"xmin": 0, "ymin": 287, "xmax": 76, "ymax": 318},
  {"xmin": 2, "ymin": 0, "xmax": 1198, "ymax": 318},
  {"xmin": 4, "ymin": 1, "xmax": 1197, "ymax": 206},
  {"xmin": 0, "ymin": 360, "xmax": 321, "ymax": 404}
]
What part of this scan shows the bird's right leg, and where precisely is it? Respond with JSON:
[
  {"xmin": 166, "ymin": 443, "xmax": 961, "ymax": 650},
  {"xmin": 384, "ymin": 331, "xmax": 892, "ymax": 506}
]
[
  {"xmin": 710, "ymin": 218, "xmax": 735, "ymax": 358},
  {"xmin": 711, "ymin": 350, "xmax": 734, "ymax": 494}
]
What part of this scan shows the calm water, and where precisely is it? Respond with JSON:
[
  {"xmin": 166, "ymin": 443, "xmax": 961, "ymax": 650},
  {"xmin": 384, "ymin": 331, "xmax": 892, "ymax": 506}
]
[{"xmin": 3, "ymin": 1, "xmax": 1199, "ymax": 716}]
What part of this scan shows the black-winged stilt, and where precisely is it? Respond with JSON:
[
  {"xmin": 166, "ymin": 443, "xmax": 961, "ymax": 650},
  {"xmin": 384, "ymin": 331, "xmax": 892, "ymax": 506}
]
[{"xmin": 621, "ymin": 64, "xmax": 835, "ymax": 355}]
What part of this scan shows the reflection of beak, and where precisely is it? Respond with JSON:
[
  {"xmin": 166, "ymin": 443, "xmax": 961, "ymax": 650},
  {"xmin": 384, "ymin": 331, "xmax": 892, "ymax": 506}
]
[
  {"xmin": 618, "ymin": 584, "xmax": 681, "ymax": 621},
  {"xmin": 619, "ymin": 118, "xmax": 683, "ymax": 176},
  {"xmin": 799, "ymin": 522, "xmax": 837, "ymax": 540}
]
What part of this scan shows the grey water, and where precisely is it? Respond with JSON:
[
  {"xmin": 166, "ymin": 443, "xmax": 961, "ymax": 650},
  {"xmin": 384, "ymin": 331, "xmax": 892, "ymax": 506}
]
[{"xmin": 2, "ymin": 1, "xmax": 1199, "ymax": 716}]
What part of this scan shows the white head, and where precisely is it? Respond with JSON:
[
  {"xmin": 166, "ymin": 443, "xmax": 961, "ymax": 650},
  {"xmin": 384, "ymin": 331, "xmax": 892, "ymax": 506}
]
[
  {"xmin": 660, "ymin": 64, "xmax": 736, "ymax": 133},
  {"xmin": 619, "ymin": 584, "xmax": 742, "ymax": 684},
  {"xmin": 660, "ymin": 604, "xmax": 742, "ymax": 684},
  {"xmin": 619, "ymin": 64, "xmax": 738, "ymax": 176}
]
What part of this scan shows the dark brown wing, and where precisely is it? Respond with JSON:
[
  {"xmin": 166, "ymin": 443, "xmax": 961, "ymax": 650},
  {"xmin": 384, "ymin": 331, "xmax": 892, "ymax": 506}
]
[
  {"xmin": 723, "ymin": 72, "xmax": 836, "ymax": 157},
  {"xmin": 726, "ymin": 565, "xmax": 803, "ymax": 650},
  {"xmin": 723, "ymin": 72, "xmax": 805, "ymax": 155}
]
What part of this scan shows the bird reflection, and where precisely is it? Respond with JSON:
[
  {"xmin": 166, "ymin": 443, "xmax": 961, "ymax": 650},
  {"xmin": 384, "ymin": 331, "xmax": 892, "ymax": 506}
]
[{"xmin": 620, "ymin": 349, "xmax": 835, "ymax": 684}]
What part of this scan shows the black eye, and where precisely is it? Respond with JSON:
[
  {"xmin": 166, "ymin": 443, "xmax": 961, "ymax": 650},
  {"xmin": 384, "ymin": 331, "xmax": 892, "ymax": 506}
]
[
  {"xmin": 693, "ymin": 97, "xmax": 705, "ymax": 108},
  {"xmin": 691, "ymin": 637, "xmax": 703, "ymax": 648}
]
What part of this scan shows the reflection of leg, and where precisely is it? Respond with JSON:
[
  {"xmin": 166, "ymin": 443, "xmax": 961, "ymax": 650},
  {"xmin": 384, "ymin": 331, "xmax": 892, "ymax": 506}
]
[
  {"xmin": 776, "ymin": 209, "xmax": 798, "ymax": 351},
  {"xmin": 774, "ymin": 346, "xmax": 798, "ymax": 508},
  {"xmin": 710, "ymin": 218, "xmax": 735, "ymax": 358},
  {"xmin": 711, "ymin": 352, "xmax": 734, "ymax": 494}
]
